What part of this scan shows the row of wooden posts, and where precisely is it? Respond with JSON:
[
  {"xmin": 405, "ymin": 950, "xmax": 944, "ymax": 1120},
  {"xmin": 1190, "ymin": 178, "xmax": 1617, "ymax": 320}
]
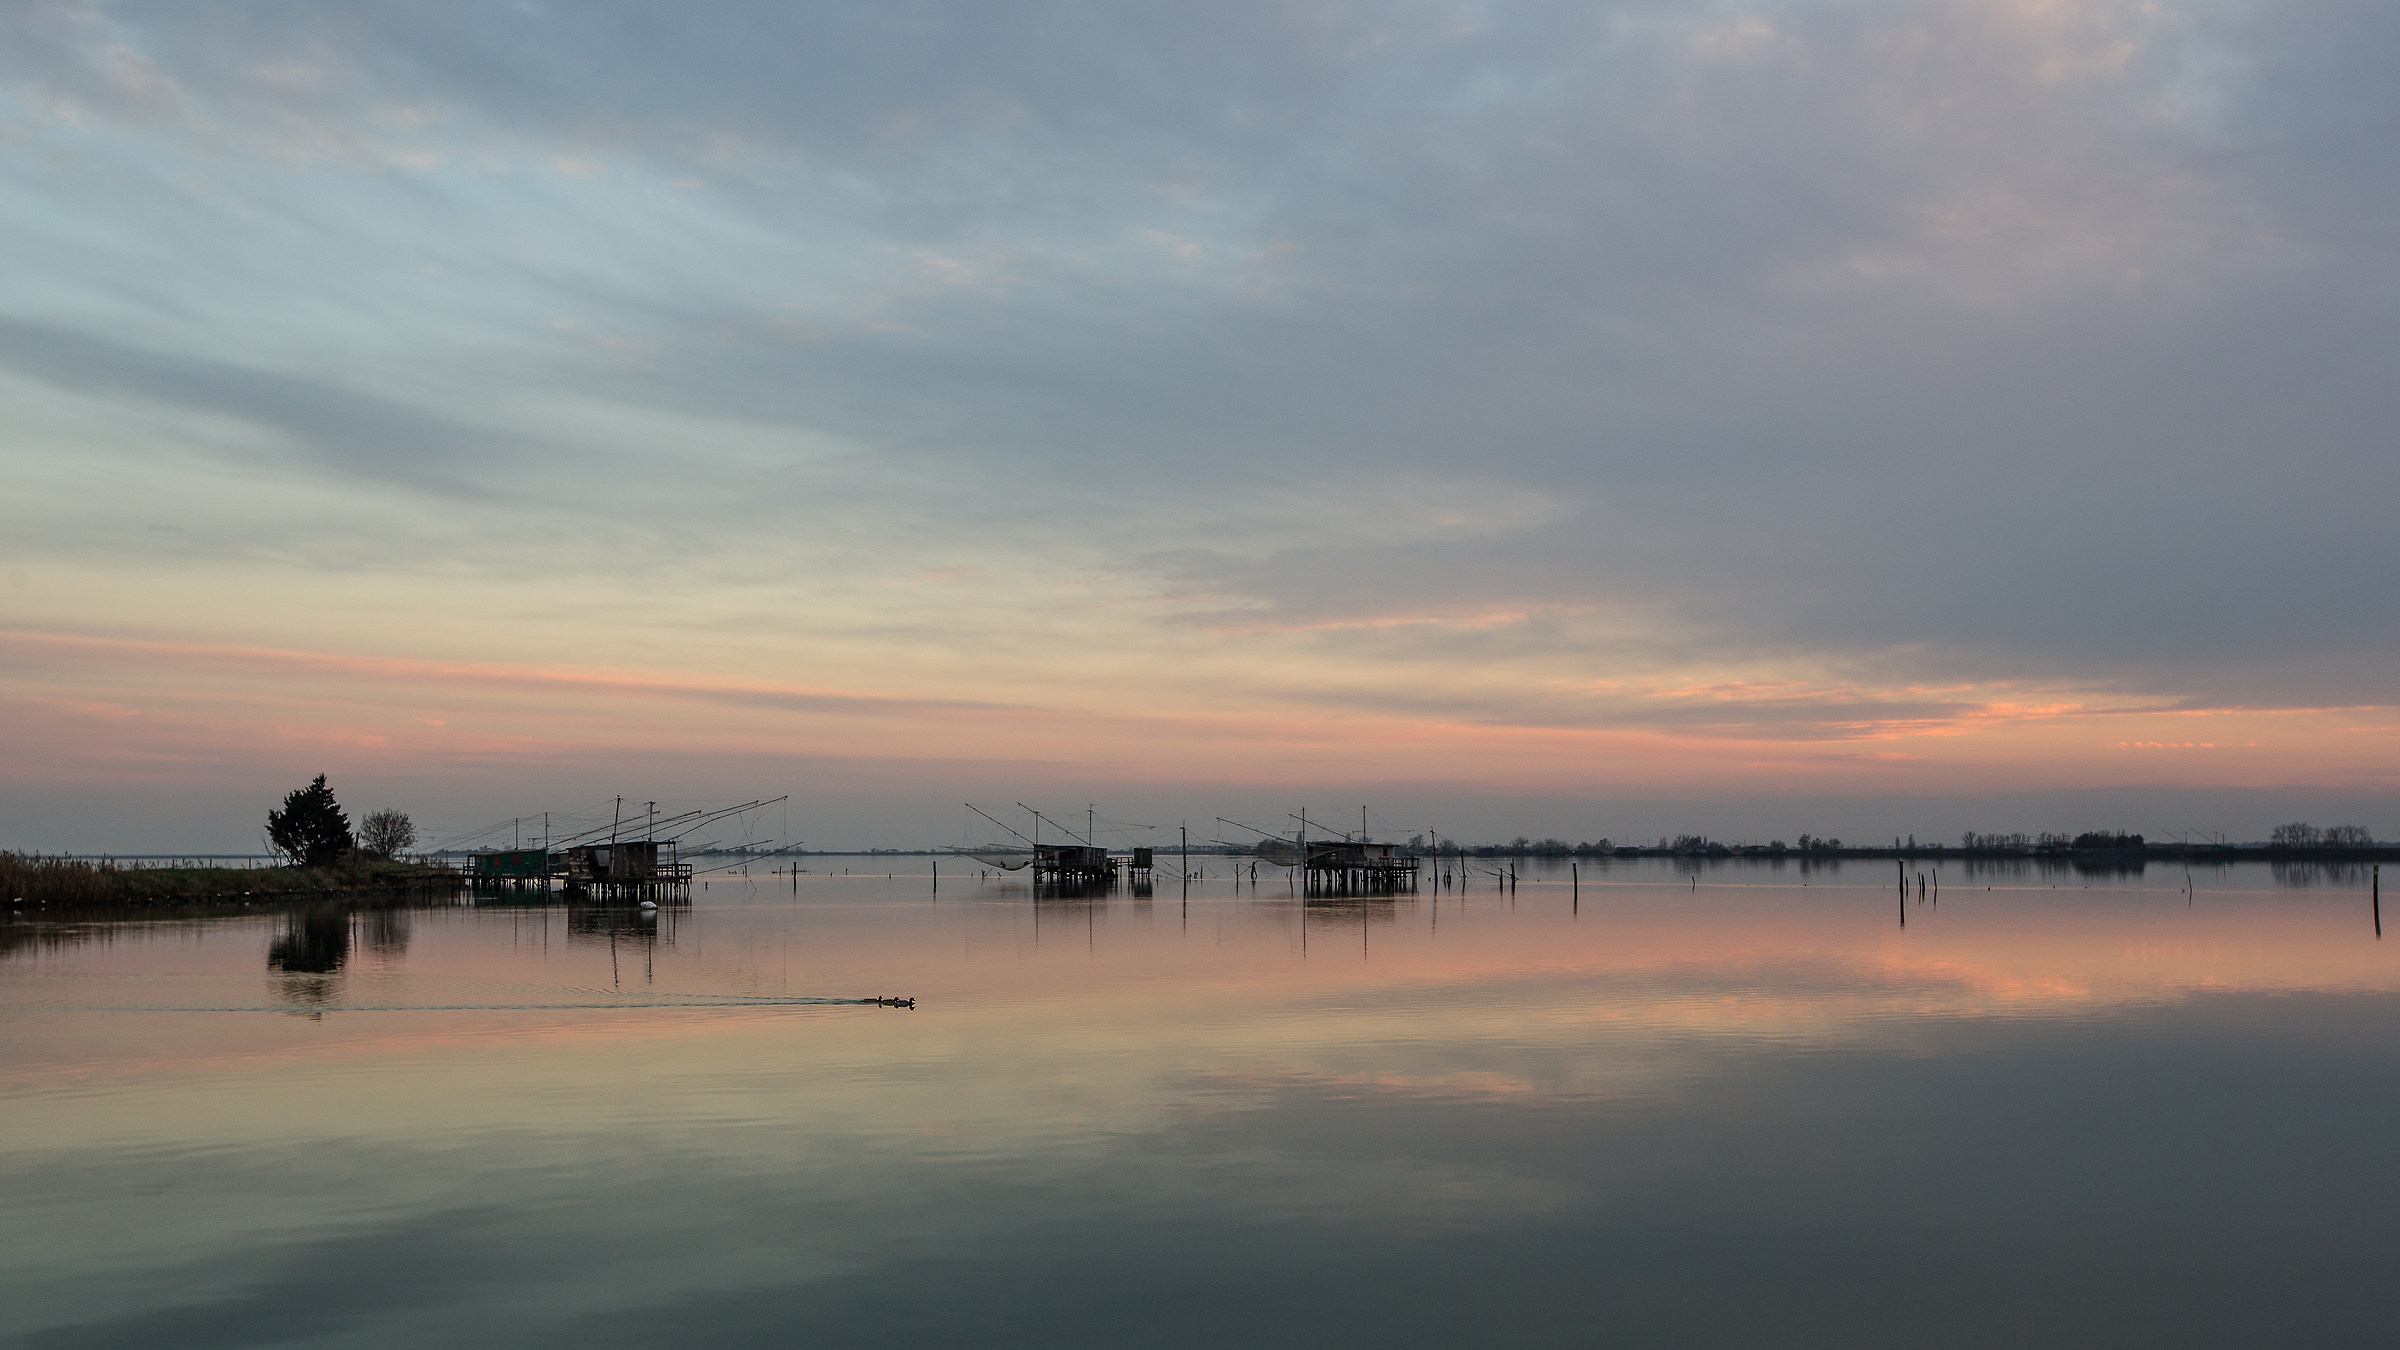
[{"xmin": 796, "ymin": 855, "xmax": 2390, "ymax": 940}]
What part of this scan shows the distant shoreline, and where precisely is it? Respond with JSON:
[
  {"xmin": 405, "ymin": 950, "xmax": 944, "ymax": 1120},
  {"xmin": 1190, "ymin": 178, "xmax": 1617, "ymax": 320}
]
[
  {"xmin": 8, "ymin": 845, "xmax": 2384, "ymax": 920},
  {"xmin": 443, "ymin": 844, "xmax": 2400, "ymax": 863},
  {"xmin": 19, "ymin": 844, "xmax": 2396, "ymax": 866},
  {"xmin": 2, "ymin": 854, "xmax": 464, "ymax": 910}
]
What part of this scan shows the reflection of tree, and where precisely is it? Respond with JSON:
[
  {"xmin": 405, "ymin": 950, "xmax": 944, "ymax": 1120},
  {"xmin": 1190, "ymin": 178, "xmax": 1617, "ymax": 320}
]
[
  {"xmin": 269, "ymin": 906, "xmax": 350, "ymax": 974},
  {"xmin": 2070, "ymin": 857, "xmax": 2148, "ymax": 878},
  {"xmin": 0, "ymin": 922, "xmax": 124, "ymax": 961},
  {"xmin": 268, "ymin": 905, "xmax": 350, "ymax": 1013},
  {"xmin": 358, "ymin": 906, "xmax": 410, "ymax": 961},
  {"xmin": 1954, "ymin": 858, "xmax": 2031, "ymax": 881},
  {"xmin": 2271, "ymin": 862, "xmax": 2369, "ymax": 889},
  {"xmin": 1951, "ymin": 856, "xmax": 2149, "ymax": 880}
]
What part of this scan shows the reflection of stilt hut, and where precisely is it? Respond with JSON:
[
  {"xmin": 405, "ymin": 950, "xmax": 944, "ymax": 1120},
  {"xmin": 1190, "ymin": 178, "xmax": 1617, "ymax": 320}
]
[
  {"xmin": 1304, "ymin": 840, "xmax": 1419, "ymax": 895},
  {"xmin": 568, "ymin": 901, "xmax": 674, "ymax": 941}
]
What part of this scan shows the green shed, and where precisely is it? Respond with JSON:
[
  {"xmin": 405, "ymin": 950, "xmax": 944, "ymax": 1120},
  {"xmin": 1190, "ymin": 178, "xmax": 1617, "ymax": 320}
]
[{"xmin": 473, "ymin": 849, "xmax": 550, "ymax": 878}]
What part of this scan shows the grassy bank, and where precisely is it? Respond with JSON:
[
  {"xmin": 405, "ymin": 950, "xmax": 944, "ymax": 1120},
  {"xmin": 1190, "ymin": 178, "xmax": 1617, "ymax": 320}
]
[{"xmin": 1, "ymin": 853, "xmax": 461, "ymax": 908}]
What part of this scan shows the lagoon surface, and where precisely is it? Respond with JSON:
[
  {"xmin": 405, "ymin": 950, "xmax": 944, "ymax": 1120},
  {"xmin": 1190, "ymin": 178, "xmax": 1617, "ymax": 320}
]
[{"xmin": 4, "ymin": 857, "xmax": 2397, "ymax": 1347}]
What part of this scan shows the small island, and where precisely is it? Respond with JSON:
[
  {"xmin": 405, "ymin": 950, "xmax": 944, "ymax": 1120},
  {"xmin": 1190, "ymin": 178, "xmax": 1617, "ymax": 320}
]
[{"xmin": 3, "ymin": 775, "xmax": 460, "ymax": 910}]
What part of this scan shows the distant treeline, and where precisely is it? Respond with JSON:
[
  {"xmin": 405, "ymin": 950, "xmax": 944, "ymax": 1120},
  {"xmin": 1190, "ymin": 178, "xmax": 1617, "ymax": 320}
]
[
  {"xmin": 459, "ymin": 830, "xmax": 2393, "ymax": 861},
  {"xmin": 1958, "ymin": 831, "xmax": 2145, "ymax": 851},
  {"xmin": 1401, "ymin": 824, "xmax": 2388, "ymax": 860}
]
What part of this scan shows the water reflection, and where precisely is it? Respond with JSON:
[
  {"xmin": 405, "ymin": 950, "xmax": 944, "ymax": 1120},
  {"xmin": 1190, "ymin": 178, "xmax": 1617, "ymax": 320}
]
[
  {"xmin": 0, "ymin": 920, "xmax": 122, "ymax": 960},
  {"xmin": 265, "ymin": 904, "xmax": 351, "ymax": 1013},
  {"xmin": 1295, "ymin": 895, "xmax": 1409, "ymax": 962},
  {"xmin": 2270, "ymin": 860, "xmax": 2376, "ymax": 888},
  {"xmin": 565, "ymin": 901, "xmax": 677, "ymax": 943},
  {"xmin": 2, "ymin": 859, "xmax": 2399, "ymax": 1347},
  {"xmin": 266, "ymin": 905, "xmax": 350, "ymax": 975},
  {"xmin": 562, "ymin": 900, "xmax": 682, "ymax": 990},
  {"xmin": 359, "ymin": 906, "xmax": 410, "ymax": 960},
  {"xmin": 2068, "ymin": 856, "xmax": 2150, "ymax": 877},
  {"xmin": 1300, "ymin": 895, "xmax": 1407, "ymax": 932},
  {"xmin": 1029, "ymin": 878, "xmax": 1118, "ymax": 901},
  {"xmin": 242, "ymin": 900, "xmax": 414, "ymax": 1011}
]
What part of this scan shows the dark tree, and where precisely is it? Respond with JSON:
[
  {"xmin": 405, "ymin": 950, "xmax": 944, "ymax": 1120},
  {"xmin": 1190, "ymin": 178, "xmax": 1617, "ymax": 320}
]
[{"xmin": 267, "ymin": 775, "xmax": 353, "ymax": 867}]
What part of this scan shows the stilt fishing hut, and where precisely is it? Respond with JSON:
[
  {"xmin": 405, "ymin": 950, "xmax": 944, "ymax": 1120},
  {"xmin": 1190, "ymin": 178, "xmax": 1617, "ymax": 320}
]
[
  {"xmin": 1218, "ymin": 813, "xmax": 1421, "ymax": 896},
  {"xmin": 469, "ymin": 848, "xmax": 552, "ymax": 894},
  {"xmin": 1033, "ymin": 844, "xmax": 1116, "ymax": 885},
  {"xmin": 562, "ymin": 839, "xmax": 694, "ymax": 902},
  {"xmin": 1301, "ymin": 840, "xmax": 1419, "ymax": 895},
  {"xmin": 959, "ymin": 802, "xmax": 1132, "ymax": 889},
  {"xmin": 458, "ymin": 796, "xmax": 786, "ymax": 904}
]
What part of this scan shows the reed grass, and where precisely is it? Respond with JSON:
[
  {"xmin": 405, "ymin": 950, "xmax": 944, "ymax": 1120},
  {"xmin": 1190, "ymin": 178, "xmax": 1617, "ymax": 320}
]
[{"xmin": 1, "ymin": 853, "xmax": 457, "ymax": 908}]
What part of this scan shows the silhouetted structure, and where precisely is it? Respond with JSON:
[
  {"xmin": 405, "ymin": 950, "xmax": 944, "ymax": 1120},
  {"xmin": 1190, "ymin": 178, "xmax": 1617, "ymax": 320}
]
[
  {"xmin": 471, "ymin": 848, "xmax": 552, "ymax": 893},
  {"xmin": 1033, "ymin": 844, "xmax": 1115, "ymax": 885},
  {"xmin": 1303, "ymin": 840, "xmax": 1418, "ymax": 895}
]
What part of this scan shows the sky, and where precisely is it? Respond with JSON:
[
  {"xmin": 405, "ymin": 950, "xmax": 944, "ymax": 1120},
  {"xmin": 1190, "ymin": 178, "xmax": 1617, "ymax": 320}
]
[{"xmin": 2, "ymin": 0, "xmax": 2396, "ymax": 852}]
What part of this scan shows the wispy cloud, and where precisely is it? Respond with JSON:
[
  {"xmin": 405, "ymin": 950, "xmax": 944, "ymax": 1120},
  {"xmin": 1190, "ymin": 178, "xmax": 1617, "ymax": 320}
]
[{"xmin": 3, "ymin": 1, "xmax": 2397, "ymax": 843}]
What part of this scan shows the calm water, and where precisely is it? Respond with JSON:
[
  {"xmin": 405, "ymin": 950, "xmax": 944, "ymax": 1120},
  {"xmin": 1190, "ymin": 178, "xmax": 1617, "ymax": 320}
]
[{"xmin": 4, "ymin": 857, "xmax": 2396, "ymax": 1347}]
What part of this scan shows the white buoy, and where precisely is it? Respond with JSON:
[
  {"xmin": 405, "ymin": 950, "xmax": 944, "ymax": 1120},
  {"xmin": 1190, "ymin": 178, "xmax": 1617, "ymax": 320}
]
[{"xmin": 639, "ymin": 900, "xmax": 657, "ymax": 910}]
